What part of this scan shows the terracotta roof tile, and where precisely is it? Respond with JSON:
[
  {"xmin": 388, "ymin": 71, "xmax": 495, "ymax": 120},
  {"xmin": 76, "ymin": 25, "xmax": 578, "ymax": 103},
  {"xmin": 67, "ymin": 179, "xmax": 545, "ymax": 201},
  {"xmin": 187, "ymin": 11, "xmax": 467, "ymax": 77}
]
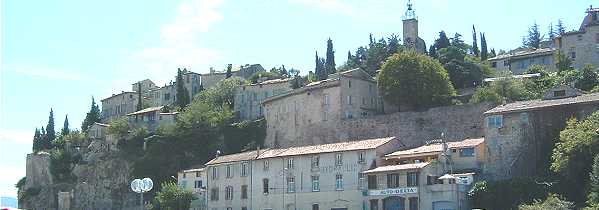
[
  {"xmin": 362, "ymin": 162, "xmax": 430, "ymax": 173},
  {"xmin": 385, "ymin": 138, "xmax": 484, "ymax": 158},
  {"xmin": 205, "ymin": 150, "xmax": 259, "ymax": 165}
]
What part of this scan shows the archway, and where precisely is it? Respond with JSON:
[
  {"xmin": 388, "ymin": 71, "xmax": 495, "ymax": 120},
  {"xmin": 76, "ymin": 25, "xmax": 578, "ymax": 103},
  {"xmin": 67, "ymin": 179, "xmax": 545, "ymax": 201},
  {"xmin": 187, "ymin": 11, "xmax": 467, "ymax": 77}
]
[{"xmin": 383, "ymin": 196, "xmax": 405, "ymax": 210}]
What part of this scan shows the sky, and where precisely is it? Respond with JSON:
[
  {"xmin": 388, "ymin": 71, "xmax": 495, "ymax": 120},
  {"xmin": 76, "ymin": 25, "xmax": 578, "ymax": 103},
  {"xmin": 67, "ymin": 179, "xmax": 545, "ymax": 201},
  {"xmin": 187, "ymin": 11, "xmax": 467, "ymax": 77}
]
[{"xmin": 0, "ymin": 0, "xmax": 592, "ymax": 199}]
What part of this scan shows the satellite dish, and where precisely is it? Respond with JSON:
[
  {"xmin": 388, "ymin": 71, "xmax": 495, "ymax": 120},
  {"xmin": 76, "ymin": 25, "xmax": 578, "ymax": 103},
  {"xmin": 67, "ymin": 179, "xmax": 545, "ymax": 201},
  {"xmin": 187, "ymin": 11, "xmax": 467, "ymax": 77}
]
[
  {"xmin": 130, "ymin": 179, "xmax": 142, "ymax": 193},
  {"xmin": 141, "ymin": 178, "xmax": 154, "ymax": 192}
]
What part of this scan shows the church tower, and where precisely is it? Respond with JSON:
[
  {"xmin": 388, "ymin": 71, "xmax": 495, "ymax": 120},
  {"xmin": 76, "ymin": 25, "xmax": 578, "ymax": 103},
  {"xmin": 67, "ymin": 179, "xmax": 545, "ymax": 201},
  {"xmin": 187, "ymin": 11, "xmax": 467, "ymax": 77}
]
[{"xmin": 402, "ymin": 0, "xmax": 425, "ymax": 53}]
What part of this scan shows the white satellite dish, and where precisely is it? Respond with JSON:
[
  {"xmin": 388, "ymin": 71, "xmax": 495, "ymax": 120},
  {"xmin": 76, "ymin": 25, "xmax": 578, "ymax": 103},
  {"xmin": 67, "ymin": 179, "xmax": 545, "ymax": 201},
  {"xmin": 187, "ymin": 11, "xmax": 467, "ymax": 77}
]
[{"xmin": 130, "ymin": 179, "xmax": 142, "ymax": 193}]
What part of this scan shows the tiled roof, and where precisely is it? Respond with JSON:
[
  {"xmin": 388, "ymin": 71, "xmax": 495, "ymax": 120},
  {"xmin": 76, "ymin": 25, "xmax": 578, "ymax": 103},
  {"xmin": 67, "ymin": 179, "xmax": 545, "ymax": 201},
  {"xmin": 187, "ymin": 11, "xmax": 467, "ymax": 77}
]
[
  {"xmin": 362, "ymin": 162, "xmax": 430, "ymax": 174},
  {"xmin": 385, "ymin": 138, "xmax": 484, "ymax": 158},
  {"xmin": 248, "ymin": 78, "xmax": 293, "ymax": 86},
  {"xmin": 183, "ymin": 168, "xmax": 205, "ymax": 173},
  {"xmin": 485, "ymin": 93, "xmax": 599, "ymax": 115},
  {"xmin": 488, "ymin": 48, "xmax": 555, "ymax": 61},
  {"xmin": 205, "ymin": 150, "xmax": 259, "ymax": 165},
  {"xmin": 126, "ymin": 106, "xmax": 164, "ymax": 116},
  {"xmin": 101, "ymin": 91, "xmax": 137, "ymax": 101},
  {"xmin": 258, "ymin": 137, "xmax": 397, "ymax": 159}
]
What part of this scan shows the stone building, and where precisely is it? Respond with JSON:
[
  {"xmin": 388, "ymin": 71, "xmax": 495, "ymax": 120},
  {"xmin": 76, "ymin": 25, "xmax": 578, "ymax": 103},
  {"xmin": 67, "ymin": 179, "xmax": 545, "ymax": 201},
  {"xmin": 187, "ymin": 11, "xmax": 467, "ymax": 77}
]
[
  {"xmin": 87, "ymin": 122, "xmax": 109, "ymax": 140},
  {"xmin": 204, "ymin": 137, "xmax": 401, "ymax": 210},
  {"xmin": 234, "ymin": 78, "xmax": 294, "ymax": 121},
  {"xmin": 145, "ymin": 83, "xmax": 177, "ymax": 107},
  {"xmin": 555, "ymin": 6, "xmax": 599, "ymax": 69},
  {"xmin": 101, "ymin": 91, "xmax": 139, "ymax": 123},
  {"xmin": 125, "ymin": 106, "xmax": 178, "ymax": 133},
  {"xmin": 262, "ymin": 69, "xmax": 381, "ymax": 148},
  {"xmin": 201, "ymin": 64, "xmax": 266, "ymax": 89},
  {"xmin": 487, "ymin": 48, "xmax": 556, "ymax": 74},
  {"xmin": 178, "ymin": 167, "xmax": 208, "ymax": 210},
  {"xmin": 402, "ymin": 0, "xmax": 426, "ymax": 54},
  {"xmin": 483, "ymin": 86, "xmax": 599, "ymax": 180},
  {"xmin": 131, "ymin": 79, "xmax": 158, "ymax": 94}
]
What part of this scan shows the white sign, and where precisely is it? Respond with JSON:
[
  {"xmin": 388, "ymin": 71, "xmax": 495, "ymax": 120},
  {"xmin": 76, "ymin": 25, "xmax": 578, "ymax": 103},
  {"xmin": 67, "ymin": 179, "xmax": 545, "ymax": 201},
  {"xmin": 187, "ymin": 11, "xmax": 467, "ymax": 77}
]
[
  {"xmin": 368, "ymin": 187, "xmax": 418, "ymax": 196},
  {"xmin": 131, "ymin": 179, "xmax": 143, "ymax": 193}
]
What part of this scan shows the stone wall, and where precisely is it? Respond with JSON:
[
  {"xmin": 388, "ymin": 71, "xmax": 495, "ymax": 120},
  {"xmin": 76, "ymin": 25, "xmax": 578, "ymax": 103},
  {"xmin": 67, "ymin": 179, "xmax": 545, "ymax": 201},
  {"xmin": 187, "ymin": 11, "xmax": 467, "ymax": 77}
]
[{"xmin": 266, "ymin": 102, "xmax": 493, "ymax": 149}]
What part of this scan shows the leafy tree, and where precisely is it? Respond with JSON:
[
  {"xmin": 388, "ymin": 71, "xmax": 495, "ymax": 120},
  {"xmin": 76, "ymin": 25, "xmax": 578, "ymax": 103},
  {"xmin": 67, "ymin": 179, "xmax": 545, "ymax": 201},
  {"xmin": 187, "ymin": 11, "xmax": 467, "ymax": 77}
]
[
  {"xmin": 472, "ymin": 25, "xmax": 480, "ymax": 57},
  {"xmin": 468, "ymin": 177, "xmax": 549, "ymax": 210},
  {"xmin": 32, "ymin": 128, "xmax": 42, "ymax": 152},
  {"xmin": 470, "ymin": 73, "xmax": 528, "ymax": 104},
  {"xmin": 279, "ymin": 65, "xmax": 288, "ymax": 77},
  {"xmin": 523, "ymin": 22, "xmax": 543, "ymax": 49},
  {"xmin": 378, "ymin": 51, "xmax": 455, "ymax": 111},
  {"xmin": 555, "ymin": 51, "xmax": 574, "ymax": 73},
  {"xmin": 224, "ymin": 119, "xmax": 266, "ymax": 153},
  {"xmin": 387, "ymin": 34, "xmax": 401, "ymax": 56},
  {"xmin": 81, "ymin": 97, "xmax": 101, "ymax": 131},
  {"xmin": 588, "ymin": 154, "xmax": 599, "ymax": 207},
  {"xmin": 192, "ymin": 77, "xmax": 243, "ymax": 111},
  {"xmin": 153, "ymin": 182, "xmax": 195, "ymax": 210},
  {"xmin": 315, "ymin": 51, "xmax": 327, "ymax": 80},
  {"xmin": 556, "ymin": 19, "xmax": 566, "ymax": 35},
  {"xmin": 551, "ymin": 111, "xmax": 599, "ymax": 204},
  {"xmin": 519, "ymin": 194, "xmax": 574, "ymax": 210},
  {"xmin": 176, "ymin": 68, "xmax": 191, "ymax": 108},
  {"xmin": 107, "ymin": 117, "xmax": 129, "ymax": 138},
  {"xmin": 480, "ymin": 32, "xmax": 489, "ymax": 60},
  {"xmin": 434, "ymin": 31, "xmax": 450, "ymax": 50},
  {"xmin": 49, "ymin": 149, "xmax": 76, "ymax": 182},
  {"xmin": 366, "ymin": 37, "xmax": 388, "ymax": 72},
  {"xmin": 575, "ymin": 64, "xmax": 599, "ymax": 91},
  {"xmin": 61, "ymin": 115, "xmax": 69, "ymax": 136},
  {"xmin": 226, "ymin": 64, "xmax": 232, "ymax": 79},
  {"xmin": 44, "ymin": 108, "xmax": 56, "ymax": 150},
  {"xmin": 490, "ymin": 48, "xmax": 497, "ymax": 58},
  {"xmin": 325, "ymin": 38, "xmax": 336, "ymax": 75},
  {"xmin": 522, "ymin": 65, "xmax": 557, "ymax": 99},
  {"xmin": 450, "ymin": 33, "xmax": 468, "ymax": 51}
]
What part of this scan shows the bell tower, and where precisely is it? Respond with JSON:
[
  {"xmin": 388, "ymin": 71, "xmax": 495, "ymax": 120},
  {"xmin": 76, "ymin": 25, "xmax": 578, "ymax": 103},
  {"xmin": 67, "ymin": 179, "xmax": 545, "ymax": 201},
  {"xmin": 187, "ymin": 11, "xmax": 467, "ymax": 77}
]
[{"xmin": 403, "ymin": 0, "xmax": 418, "ymax": 50}]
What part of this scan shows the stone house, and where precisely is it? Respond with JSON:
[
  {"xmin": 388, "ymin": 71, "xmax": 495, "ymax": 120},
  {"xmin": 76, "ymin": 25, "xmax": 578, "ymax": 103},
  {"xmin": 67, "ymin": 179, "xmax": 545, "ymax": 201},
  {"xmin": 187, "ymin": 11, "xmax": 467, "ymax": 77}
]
[
  {"xmin": 234, "ymin": 78, "xmax": 294, "ymax": 121},
  {"xmin": 178, "ymin": 167, "xmax": 208, "ymax": 210},
  {"xmin": 145, "ymin": 83, "xmax": 177, "ymax": 107},
  {"xmin": 262, "ymin": 69, "xmax": 382, "ymax": 148},
  {"xmin": 131, "ymin": 79, "xmax": 158, "ymax": 94},
  {"xmin": 204, "ymin": 137, "xmax": 401, "ymax": 210},
  {"xmin": 125, "ymin": 106, "xmax": 178, "ymax": 133},
  {"xmin": 201, "ymin": 64, "xmax": 266, "ymax": 89},
  {"xmin": 87, "ymin": 122, "xmax": 109, "ymax": 140},
  {"xmin": 101, "ymin": 91, "xmax": 139, "ymax": 123},
  {"xmin": 555, "ymin": 6, "xmax": 599, "ymax": 70},
  {"xmin": 483, "ymin": 87, "xmax": 599, "ymax": 180},
  {"xmin": 362, "ymin": 137, "xmax": 485, "ymax": 210},
  {"xmin": 487, "ymin": 48, "xmax": 556, "ymax": 74}
]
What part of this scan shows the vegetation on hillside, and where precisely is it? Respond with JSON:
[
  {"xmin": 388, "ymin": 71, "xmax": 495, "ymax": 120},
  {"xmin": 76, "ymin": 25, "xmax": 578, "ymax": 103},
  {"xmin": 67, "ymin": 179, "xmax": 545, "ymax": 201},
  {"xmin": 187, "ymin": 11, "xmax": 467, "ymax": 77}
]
[{"xmin": 150, "ymin": 182, "xmax": 195, "ymax": 210}]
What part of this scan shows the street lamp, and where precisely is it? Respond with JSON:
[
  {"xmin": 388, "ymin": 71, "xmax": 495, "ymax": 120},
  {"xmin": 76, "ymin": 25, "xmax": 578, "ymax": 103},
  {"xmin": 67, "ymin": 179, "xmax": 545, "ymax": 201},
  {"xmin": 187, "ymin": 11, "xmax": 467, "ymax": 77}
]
[{"xmin": 131, "ymin": 177, "xmax": 153, "ymax": 210}]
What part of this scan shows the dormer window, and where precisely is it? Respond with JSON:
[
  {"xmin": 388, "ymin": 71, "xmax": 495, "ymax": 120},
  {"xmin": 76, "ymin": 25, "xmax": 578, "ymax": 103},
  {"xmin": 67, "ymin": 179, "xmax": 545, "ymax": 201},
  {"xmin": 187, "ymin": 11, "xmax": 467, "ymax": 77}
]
[{"xmin": 553, "ymin": 90, "xmax": 566, "ymax": 97}]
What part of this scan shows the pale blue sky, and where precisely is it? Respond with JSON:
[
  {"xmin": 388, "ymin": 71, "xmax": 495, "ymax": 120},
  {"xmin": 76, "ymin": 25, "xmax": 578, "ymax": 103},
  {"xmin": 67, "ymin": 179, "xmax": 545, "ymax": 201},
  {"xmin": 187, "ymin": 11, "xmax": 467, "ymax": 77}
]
[{"xmin": 0, "ymin": 0, "xmax": 591, "ymax": 198}]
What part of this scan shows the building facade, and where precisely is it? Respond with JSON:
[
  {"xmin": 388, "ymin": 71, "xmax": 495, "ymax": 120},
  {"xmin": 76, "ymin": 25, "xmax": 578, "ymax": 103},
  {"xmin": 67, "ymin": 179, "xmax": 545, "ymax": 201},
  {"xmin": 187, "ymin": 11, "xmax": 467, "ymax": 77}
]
[
  {"xmin": 100, "ymin": 91, "xmax": 140, "ymax": 123},
  {"xmin": 125, "ymin": 106, "xmax": 177, "ymax": 133},
  {"xmin": 204, "ymin": 137, "xmax": 401, "ymax": 210},
  {"xmin": 487, "ymin": 48, "xmax": 556, "ymax": 74},
  {"xmin": 178, "ymin": 168, "xmax": 208, "ymax": 210},
  {"xmin": 555, "ymin": 7, "xmax": 599, "ymax": 70},
  {"xmin": 234, "ymin": 78, "xmax": 294, "ymax": 121},
  {"xmin": 262, "ymin": 69, "xmax": 382, "ymax": 148}
]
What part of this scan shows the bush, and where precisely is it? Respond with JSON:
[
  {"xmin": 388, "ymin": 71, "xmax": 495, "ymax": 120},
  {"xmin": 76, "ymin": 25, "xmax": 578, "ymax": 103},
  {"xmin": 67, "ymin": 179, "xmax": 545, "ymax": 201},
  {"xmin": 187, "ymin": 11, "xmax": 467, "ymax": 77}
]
[
  {"xmin": 49, "ymin": 149, "xmax": 76, "ymax": 183},
  {"xmin": 470, "ymin": 74, "xmax": 528, "ymax": 105},
  {"xmin": 152, "ymin": 182, "xmax": 195, "ymax": 210},
  {"xmin": 519, "ymin": 194, "xmax": 574, "ymax": 210},
  {"xmin": 107, "ymin": 117, "xmax": 129, "ymax": 137},
  {"xmin": 468, "ymin": 177, "xmax": 549, "ymax": 210}
]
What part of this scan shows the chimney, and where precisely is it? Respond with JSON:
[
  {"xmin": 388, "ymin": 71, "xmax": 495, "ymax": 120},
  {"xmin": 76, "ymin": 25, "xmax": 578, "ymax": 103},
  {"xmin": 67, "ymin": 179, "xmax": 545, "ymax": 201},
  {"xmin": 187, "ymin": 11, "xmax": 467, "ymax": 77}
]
[{"xmin": 256, "ymin": 146, "xmax": 261, "ymax": 158}]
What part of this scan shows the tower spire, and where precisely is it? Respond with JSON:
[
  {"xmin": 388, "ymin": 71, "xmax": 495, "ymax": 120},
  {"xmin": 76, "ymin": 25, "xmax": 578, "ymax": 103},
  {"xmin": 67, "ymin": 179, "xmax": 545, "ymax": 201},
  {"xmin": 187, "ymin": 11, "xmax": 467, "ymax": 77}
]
[{"xmin": 403, "ymin": 0, "xmax": 417, "ymax": 20}]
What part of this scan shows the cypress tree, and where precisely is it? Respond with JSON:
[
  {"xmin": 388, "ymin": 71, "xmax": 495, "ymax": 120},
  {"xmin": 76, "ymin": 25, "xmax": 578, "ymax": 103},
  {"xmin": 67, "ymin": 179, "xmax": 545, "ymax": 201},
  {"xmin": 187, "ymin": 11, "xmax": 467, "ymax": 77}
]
[
  {"xmin": 480, "ymin": 33, "xmax": 488, "ymax": 60},
  {"xmin": 428, "ymin": 45, "xmax": 437, "ymax": 58},
  {"xmin": 32, "ymin": 128, "xmax": 42, "ymax": 152},
  {"xmin": 325, "ymin": 38, "xmax": 336, "ymax": 75},
  {"xmin": 81, "ymin": 97, "xmax": 101, "ymax": 131},
  {"xmin": 472, "ymin": 25, "xmax": 479, "ymax": 57},
  {"xmin": 226, "ymin": 64, "xmax": 232, "ymax": 78},
  {"xmin": 347, "ymin": 51, "xmax": 352, "ymax": 61},
  {"xmin": 62, "ymin": 115, "xmax": 70, "ymax": 135},
  {"xmin": 490, "ymin": 48, "xmax": 497, "ymax": 58},
  {"xmin": 556, "ymin": 19, "xmax": 566, "ymax": 35},
  {"xmin": 548, "ymin": 22, "xmax": 556, "ymax": 41},
  {"xmin": 434, "ymin": 31, "xmax": 450, "ymax": 50},
  {"xmin": 279, "ymin": 65, "xmax": 288, "ymax": 77},
  {"xmin": 315, "ymin": 51, "xmax": 327, "ymax": 80},
  {"xmin": 136, "ymin": 82, "xmax": 142, "ymax": 111},
  {"xmin": 524, "ymin": 22, "xmax": 542, "ymax": 49},
  {"xmin": 176, "ymin": 68, "xmax": 190, "ymax": 108},
  {"xmin": 44, "ymin": 109, "xmax": 55, "ymax": 149},
  {"xmin": 40, "ymin": 126, "xmax": 46, "ymax": 150}
]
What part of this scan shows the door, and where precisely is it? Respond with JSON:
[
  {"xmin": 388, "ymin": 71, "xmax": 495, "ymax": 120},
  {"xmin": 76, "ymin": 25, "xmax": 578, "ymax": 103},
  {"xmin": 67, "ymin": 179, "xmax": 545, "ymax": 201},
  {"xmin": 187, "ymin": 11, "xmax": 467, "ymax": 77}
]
[
  {"xmin": 383, "ymin": 196, "xmax": 405, "ymax": 210},
  {"xmin": 432, "ymin": 201, "xmax": 454, "ymax": 210}
]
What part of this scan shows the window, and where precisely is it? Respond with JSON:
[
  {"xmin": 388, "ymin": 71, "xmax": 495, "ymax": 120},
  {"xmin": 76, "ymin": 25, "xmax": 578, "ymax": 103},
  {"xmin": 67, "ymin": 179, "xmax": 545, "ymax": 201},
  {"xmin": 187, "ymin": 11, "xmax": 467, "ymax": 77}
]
[
  {"xmin": 491, "ymin": 62, "xmax": 497, "ymax": 68},
  {"xmin": 263, "ymin": 179, "xmax": 269, "ymax": 194},
  {"xmin": 345, "ymin": 111, "xmax": 353, "ymax": 119},
  {"xmin": 347, "ymin": 95, "xmax": 353, "ymax": 105},
  {"xmin": 335, "ymin": 153, "xmax": 343, "ymax": 166},
  {"xmin": 335, "ymin": 174, "xmax": 344, "ymax": 190},
  {"xmin": 427, "ymin": 175, "xmax": 443, "ymax": 185},
  {"xmin": 287, "ymin": 158, "xmax": 294, "ymax": 169},
  {"xmin": 369, "ymin": 84, "xmax": 373, "ymax": 93},
  {"xmin": 287, "ymin": 177, "xmax": 295, "ymax": 193},
  {"xmin": 312, "ymin": 155, "xmax": 320, "ymax": 168},
  {"xmin": 348, "ymin": 80, "xmax": 352, "ymax": 88},
  {"xmin": 358, "ymin": 152, "xmax": 365, "ymax": 163},
  {"xmin": 571, "ymin": 51, "xmax": 576, "ymax": 59},
  {"xmin": 362, "ymin": 97, "xmax": 366, "ymax": 105},
  {"xmin": 503, "ymin": 60, "xmax": 509, "ymax": 67},
  {"xmin": 241, "ymin": 185, "xmax": 248, "ymax": 199},
  {"xmin": 370, "ymin": 199, "xmax": 379, "ymax": 210},
  {"xmin": 210, "ymin": 188, "xmax": 219, "ymax": 201},
  {"xmin": 242, "ymin": 207, "xmax": 248, "ymax": 210},
  {"xmin": 459, "ymin": 148, "xmax": 475, "ymax": 157},
  {"xmin": 312, "ymin": 203, "xmax": 319, "ymax": 210},
  {"xmin": 241, "ymin": 162, "xmax": 248, "ymax": 177},
  {"xmin": 387, "ymin": 174, "xmax": 400, "ymax": 188},
  {"xmin": 225, "ymin": 186, "xmax": 233, "ymax": 200},
  {"xmin": 211, "ymin": 167, "xmax": 218, "ymax": 180},
  {"xmin": 195, "ymin": 180, "xmax": 202, "ymax": 188},
  {"xmin": 554, "ymin": 90, "xmax": 566, "ymax": 97},
  {"xmin": 487, "ymin": 115, "xmax": 503, "ymax": 128},
  {"xmin": 368, "ymin": 175, "xmax": 377, "ymax": 189},
  {"xmin": 324, "ymin": 94, "xmax": 330, "ymax": 105},
  {"xmin": 226, "ymin": 165, "xmax": 233, "ymax": 178},
  {"xmin": 227, "ymin": 208, "xmax": 232, "ymax": 210},
  {"xmin": 578, "ymin": 34, "xmax": 583, "ymax": 41},
  {"xmin": 407, "ymin": 172, "xmax": 419, "ymax": 187},
  {"xmin": 409, "ymin": 197, "xmax": 418, "ymax": 210},
  {"xmin": 358, "ymin": 173, "xmax": 365, "ymax": 190},
  {"xmin": 323, "ymin": 111, "xmax": 328, "ymax": 121},
  {"xmin": 311, "ymin": 175, "xmax": 320, "ymax": 191}
]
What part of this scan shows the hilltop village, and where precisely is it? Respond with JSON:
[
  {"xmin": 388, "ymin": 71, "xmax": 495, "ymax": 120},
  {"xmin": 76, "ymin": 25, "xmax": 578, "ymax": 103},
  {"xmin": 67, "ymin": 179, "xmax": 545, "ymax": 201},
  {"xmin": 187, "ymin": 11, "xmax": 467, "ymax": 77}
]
[{"xmin": 17, "ymin": 3, "xmax": 599, "ymax": 210}]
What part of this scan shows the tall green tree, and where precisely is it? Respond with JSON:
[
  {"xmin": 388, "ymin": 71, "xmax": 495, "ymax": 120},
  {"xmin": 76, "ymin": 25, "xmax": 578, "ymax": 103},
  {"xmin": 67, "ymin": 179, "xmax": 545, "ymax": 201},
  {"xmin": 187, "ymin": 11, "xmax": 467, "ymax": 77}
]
[
  {"xmin": 434, "ymin": 31, "xmax": 450, "ymax": 50},
  {"xmin": 366, "ymin": 37, "xmax": 388, "ymax": 73},
  {"xmin": 136, "ymin": 82, "xmax": 143, "ymax": 111},
  {"xmin": 176, "ymin": 68, "xmax": 191, "ymax": 108},
  {"xmin": 428, "ymin": 45, "xmax": 437, "ymax": 58},
  {"xmin": 325, "ymin": 38, "xmax": 336, "ymax": 75},
  {"xmin": 62, "ymin": 115, "xmax": 70, "ymax": 135},
  {"xmin": 524, "ymin": 22, "xmax": 542, "ymax": 49},
  {"xmin": 378, "ymin": 51, "xmax": 455, "ymax": 111},
  {"xmin": 588, "ymin": 154, "xmax": 599, "ymax": 207},
  {"xmin": 315, "ymin": 51, "xmax": 326, "ymax": 80},
  {"xmin": 387, "ymin": 34, "xmax": 400, "ymax": 57},
  {"xmin": 226, "ymin": 64, "xmax": 232, "ymax": 79},
  {"xmin": 555, "ymin": 51, "xmax": 574, "ymax": 72},
  {"xmin": 556, "ymin": 19, "xmax": 566, "ymax": 35},
  {"xmin": 472, "ymin": 25, "xmax": 480, "ymax": 57},
  {"xmin": 490, "ymin": 48, "xmax": 497, "ymax": 58},
  {"xmin": 548, "ymin": 22, "xmax": 557, "ymax": 41},
  {"xmin": 44, "ymin": 108, "xmax": 56, "ymax": 149},
  {"xmin": 81, "ymin": 97, "xmax": 101, "ymax": 131},
  {"xmin": 481, "ymin": 33, "xmax": 489, "ymax": 60},
  {"xmin": 153, "ymin": 182, "xmax": 195, "ymax": 210},
  {"xmin": 32, "ymin": 128, "xmax": 42, "ymax": 152}
]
